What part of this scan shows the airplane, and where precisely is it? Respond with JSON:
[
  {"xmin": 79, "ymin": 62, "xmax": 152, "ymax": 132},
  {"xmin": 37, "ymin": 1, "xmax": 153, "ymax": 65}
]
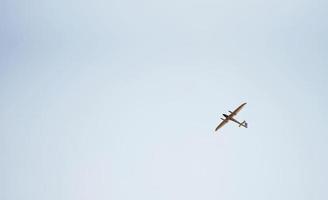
[{"xmin": 215, "ymin": 103, "xmax": 248, "ymax": 131}]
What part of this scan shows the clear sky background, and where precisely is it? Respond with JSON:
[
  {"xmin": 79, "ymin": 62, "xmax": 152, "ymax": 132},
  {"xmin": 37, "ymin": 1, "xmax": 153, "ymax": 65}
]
[{"xmin": 1, "ymin": 0, "xmax": 328, "ymax": 199}]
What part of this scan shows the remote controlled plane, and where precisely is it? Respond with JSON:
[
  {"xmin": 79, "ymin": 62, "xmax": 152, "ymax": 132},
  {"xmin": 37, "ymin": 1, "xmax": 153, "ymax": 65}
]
[{"xmin": 215, "ymin": 103, "xmax": 248, "ymax": 131}]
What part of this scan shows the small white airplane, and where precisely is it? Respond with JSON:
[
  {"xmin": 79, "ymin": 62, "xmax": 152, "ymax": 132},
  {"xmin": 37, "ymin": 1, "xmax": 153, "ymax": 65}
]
[{"xmin": 215, "ymin": 103, "xmax": 248, "ymax": 131}]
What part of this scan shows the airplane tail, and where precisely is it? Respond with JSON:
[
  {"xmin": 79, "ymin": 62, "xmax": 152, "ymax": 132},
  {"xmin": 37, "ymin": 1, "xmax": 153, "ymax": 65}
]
[{"xmin": 239, "ymin": 121, "xmax": 248, "ymax": 128}]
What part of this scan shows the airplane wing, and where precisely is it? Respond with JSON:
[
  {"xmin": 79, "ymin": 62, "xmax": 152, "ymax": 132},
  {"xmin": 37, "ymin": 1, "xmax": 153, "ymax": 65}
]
[
  {"xmin": 229, "ymin": 103, "xmax": 247, "ymax": 117},
  {"xmin": 215, "ymin": 119, "xmax": 229, "ymax": 131}
]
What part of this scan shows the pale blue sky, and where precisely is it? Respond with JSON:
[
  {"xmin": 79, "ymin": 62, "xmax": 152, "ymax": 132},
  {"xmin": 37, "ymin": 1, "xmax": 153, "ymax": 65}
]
[{"xmin": 1, "ymin": 0, "xmax": 328, "ymax": 199}]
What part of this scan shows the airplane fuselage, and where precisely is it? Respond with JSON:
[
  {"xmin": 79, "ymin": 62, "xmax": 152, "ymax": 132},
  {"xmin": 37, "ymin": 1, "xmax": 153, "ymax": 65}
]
[
  {"xmin": 223, "ymin": 114, "xmax": 244, "ymax": 126},
  {"xmin": 223, "ymin": 114, "xmax": 229, "ymax": 118}
]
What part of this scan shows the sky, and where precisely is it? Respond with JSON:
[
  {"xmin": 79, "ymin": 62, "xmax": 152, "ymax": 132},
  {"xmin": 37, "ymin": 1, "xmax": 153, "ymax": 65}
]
[{"xmin": 1, "ymin": 0, "xmax": 328, "ymax": 199}]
